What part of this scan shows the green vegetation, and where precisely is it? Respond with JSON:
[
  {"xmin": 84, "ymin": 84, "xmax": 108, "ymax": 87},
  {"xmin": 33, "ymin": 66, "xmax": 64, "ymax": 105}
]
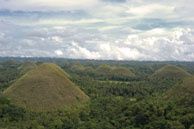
[
  {"xmin": 0, "ymin": 61, "xmax": 20, "ymax": 91},
  {"xmin": 18, "ymin": 61, "xmax": 37, "ymax": 75},
  {"xmin": 0, "ymin": 58, "xmax": 194, "ymax": 129},
  {"xmin": 3, "ymin": 63, "xmax": 89, "ymax": 112}
]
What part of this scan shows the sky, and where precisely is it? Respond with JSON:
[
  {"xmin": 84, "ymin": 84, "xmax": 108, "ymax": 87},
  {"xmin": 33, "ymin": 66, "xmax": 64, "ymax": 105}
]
[{"xmin": 0, "ymin": 0, "xmax": 194, "ymax": 61}]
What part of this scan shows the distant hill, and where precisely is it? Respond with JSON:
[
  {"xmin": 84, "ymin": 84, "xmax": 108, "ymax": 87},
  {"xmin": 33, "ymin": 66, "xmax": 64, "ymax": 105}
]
[
  {"xmin": 111, "ymin": 67, "xmax": 135, "ymax": 79},
  {"xmin": 18, "ymin": 62, "xmax": 37, "ymax": 75},
  {"xmin": 3, "ymin": 63, "xmax": 89, "ymax": 112},
  {"xmin": 150, "ymin": 64, "xmax": 191, "ymax": 80},
  {"xmin": 96, "ymin": 65, "xmax": 135, "ymax": 80}
]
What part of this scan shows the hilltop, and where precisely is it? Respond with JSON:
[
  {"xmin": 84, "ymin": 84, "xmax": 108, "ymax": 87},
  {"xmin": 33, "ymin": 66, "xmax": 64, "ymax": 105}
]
[
  {"xmin": 151, "ymin": 64, "xmax": 191, "ymax": 80},
  {"xmin": 3, "ymin": 63, "xmax": 89, "ymax": 112}
]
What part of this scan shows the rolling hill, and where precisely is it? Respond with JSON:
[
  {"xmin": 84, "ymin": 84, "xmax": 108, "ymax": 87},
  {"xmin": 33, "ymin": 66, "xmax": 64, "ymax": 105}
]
[
  {"xmin": 151, "ymin": 64, "xmax": 191, "ymax": 80},
  {"xmin": 3, "ymin": 63, "xmax": 89, "ymax": 112}
]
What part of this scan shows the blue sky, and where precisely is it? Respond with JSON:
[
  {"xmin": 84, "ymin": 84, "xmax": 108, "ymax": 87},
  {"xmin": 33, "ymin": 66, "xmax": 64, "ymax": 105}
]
[{"xmin": 0, "ymin": 0, "xmax": 194, "ymax": 61}]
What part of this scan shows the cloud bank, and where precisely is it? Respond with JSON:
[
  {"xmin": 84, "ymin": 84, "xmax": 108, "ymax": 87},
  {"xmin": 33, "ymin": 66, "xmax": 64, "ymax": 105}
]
[{"xmin": 0, "ymin": 0, "xmax": 194, "ymax": 61}]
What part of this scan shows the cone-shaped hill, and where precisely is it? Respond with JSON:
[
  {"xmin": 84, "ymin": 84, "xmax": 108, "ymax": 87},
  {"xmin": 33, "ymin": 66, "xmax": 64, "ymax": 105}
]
[
  {"xmin": 3, "ymin": 63, "xmax": 89, "ymax": 112},
  {"xmin": 111, "ymin": 67, "xmax": 135, "ymax": 78},
  {"xmin": 150, "ymin": 64, "xmax": 191, "ymax": 80},
  {"xmin": 165, "ymin": 76, "xmax": 194, "ymax": 105}
]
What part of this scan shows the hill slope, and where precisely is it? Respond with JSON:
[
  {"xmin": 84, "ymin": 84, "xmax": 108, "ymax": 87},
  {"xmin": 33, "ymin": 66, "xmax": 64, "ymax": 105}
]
[
  {"xmin": 3, "ymin": 63, "xmax": 89, "ymax": 112},
  {"xmin": 151, "ymin": 64, "xmax": 191, "ymax": 80}
]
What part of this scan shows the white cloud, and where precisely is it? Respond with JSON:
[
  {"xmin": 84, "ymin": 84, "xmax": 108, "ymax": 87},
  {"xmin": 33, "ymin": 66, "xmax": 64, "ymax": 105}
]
[
  {"xmin": 58, "ymin": 27, "xmax": 193, "ymax": 61},
  {"xmin": 50, "ymin": 36, "xmax": 63, "ymax": 43},
  {"xmin": 126, "ymin": 4, "xmax": 175, "ymax": 18},
  {"xmin": 98, "ymin": 25, "xmax": 119, "ymax": 31},
  {"xmin": 66, "ymin": 41, "xmax": 101, "ymax": 59},
  {"xmin": 95, "ymin": 42, "xmax": 141, "ymax": 60},
  {"xmin": 0, "ymin": 0, "xmax": 99, "ymax": 11},
  {"xmin": 122, "ymin": 28, "xmax": 194, "ymax": 61},
  {"xmin": 89, "ymin": 4, "xmax": 127, "ymax": 18},
  {"xmin": 54, "ymin": 49, "xmax": 63, "ymax": 56},
  {"xmin": 33, "ymin": 19, "xmax": 104, "ymax": 26}
]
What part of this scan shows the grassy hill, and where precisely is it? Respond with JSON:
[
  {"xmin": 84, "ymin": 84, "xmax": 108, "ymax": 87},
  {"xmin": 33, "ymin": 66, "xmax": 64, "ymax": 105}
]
[
  {"xmin": 151, "ymin": 64, "xmax": 191, "ymax": 80},
  {"xmin": 165, "ymin": 76, "xmax": 194, "ymax": 105},
  {"xmin": 3, "ymin": 63, "xmax": 89, "ymax": 112}
]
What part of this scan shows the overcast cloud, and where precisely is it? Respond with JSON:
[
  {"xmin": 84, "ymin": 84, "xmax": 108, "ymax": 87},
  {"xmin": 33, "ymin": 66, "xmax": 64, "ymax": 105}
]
[{"xmin": 0, "ymin": 0, "xmax": 194, "ymax": 61}]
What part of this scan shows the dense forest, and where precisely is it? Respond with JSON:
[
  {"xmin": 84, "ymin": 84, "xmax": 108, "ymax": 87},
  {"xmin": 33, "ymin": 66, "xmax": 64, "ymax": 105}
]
[{"xmin": 0, "ymin": 57, "xmax": 194, "ymax": 129}]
